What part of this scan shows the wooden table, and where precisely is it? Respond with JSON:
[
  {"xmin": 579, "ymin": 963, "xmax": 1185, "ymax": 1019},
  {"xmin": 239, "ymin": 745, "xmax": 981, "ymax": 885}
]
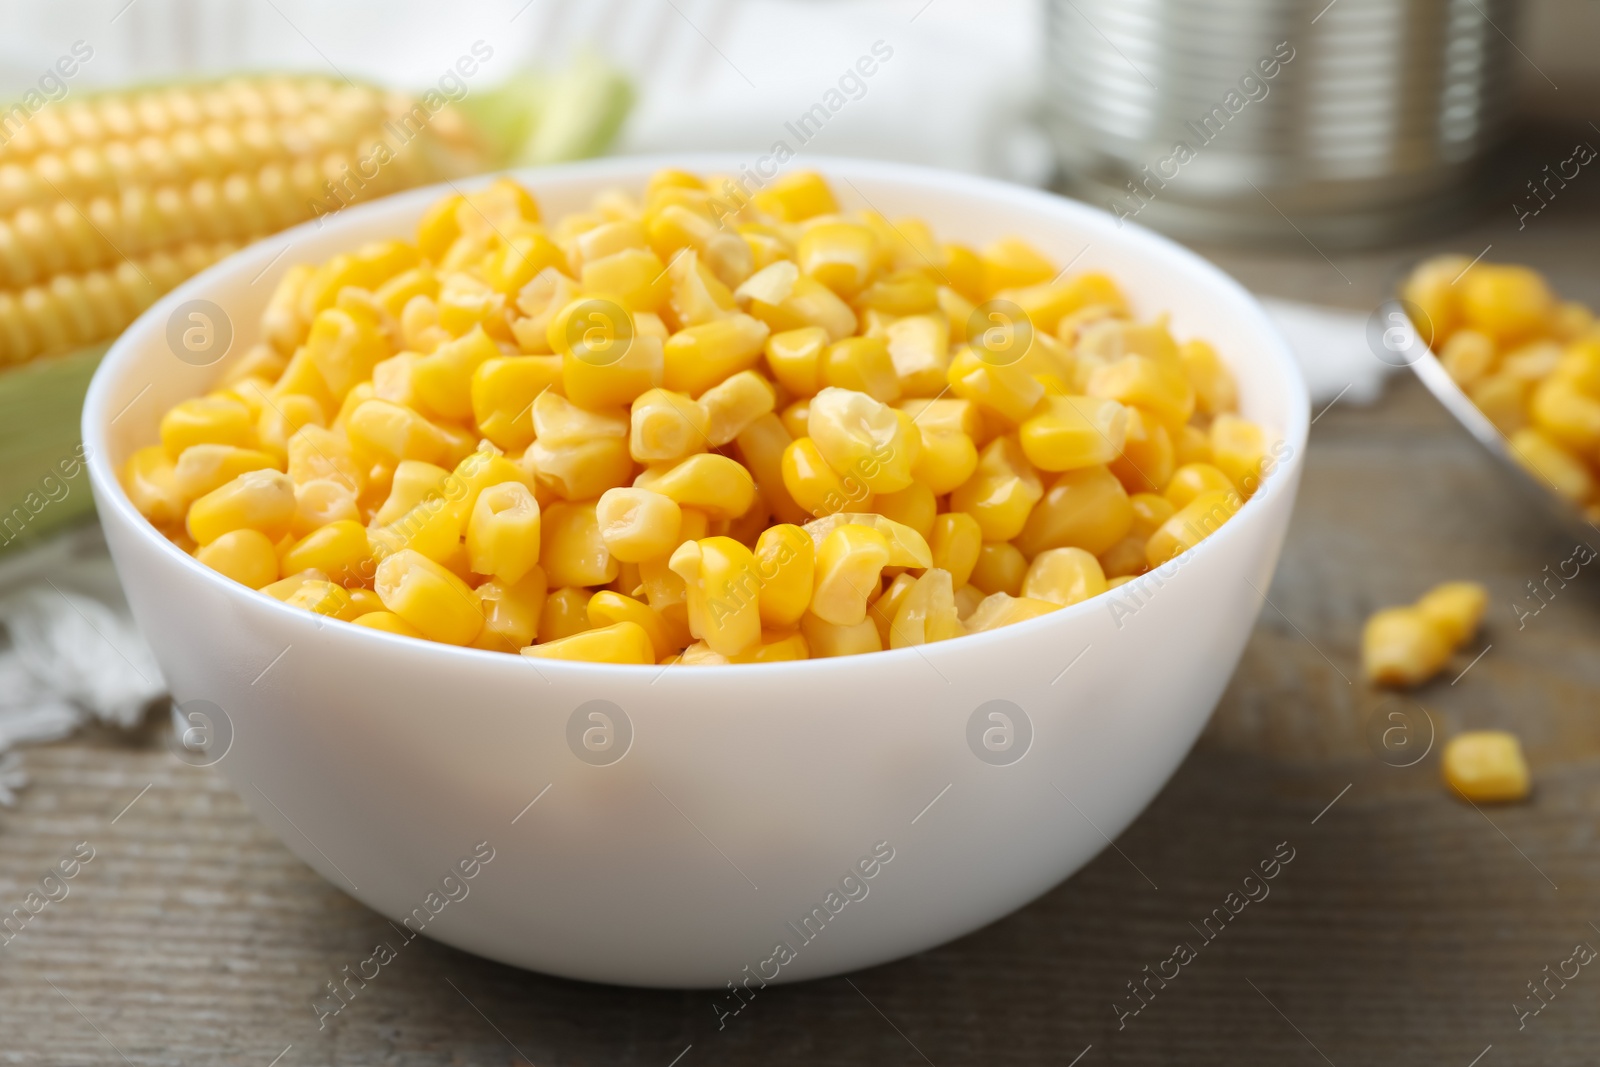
[{"xmin": 3, "ymin": 125, "xmax": 1599, "ymax": 1066}]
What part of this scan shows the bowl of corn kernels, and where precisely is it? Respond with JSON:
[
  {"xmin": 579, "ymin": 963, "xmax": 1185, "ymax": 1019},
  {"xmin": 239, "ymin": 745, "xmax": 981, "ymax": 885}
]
[
  {"xmin": 85, "ymin": 156, "xmax": 1308, "ymax": 986},
  {"xmin": 1402, "ymin": 256, "xmax": 1600, "ymax": 537}
]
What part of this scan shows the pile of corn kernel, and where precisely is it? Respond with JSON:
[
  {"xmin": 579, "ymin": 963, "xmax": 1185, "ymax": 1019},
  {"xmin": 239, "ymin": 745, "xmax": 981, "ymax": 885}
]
[
  {"xmin": 1361, "ymin": 580, "xmax": 1487, "ymax": 687},
  {"xmin": 1404, "ymin": 257, "xmax": 1600, "ymax": 513},
  {"xmin": 123, "ymin": 169, "xmax": 1276, "ymax": 664}
]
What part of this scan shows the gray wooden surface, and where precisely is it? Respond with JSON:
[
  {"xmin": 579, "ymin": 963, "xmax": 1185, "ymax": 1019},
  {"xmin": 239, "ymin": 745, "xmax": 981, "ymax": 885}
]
[{"xmin": 2, "ymin": 124, "xmax": 1599, "ymax": 1066}]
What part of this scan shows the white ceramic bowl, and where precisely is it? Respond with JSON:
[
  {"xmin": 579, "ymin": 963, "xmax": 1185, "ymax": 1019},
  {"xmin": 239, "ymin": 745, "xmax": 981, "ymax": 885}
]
[{"xmin": 85, "ymin": 156, "xmax": 1308, "ymax": 989}]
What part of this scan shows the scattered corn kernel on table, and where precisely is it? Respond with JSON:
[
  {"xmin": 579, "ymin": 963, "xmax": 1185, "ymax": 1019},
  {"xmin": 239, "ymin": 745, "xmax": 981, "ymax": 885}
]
[{"xmin": 4, "ymin": 125, "xmax": 1600, "ymax": 1064}]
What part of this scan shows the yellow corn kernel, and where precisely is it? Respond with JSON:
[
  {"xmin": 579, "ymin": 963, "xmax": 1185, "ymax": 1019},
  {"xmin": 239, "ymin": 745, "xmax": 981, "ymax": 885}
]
[
  {"xmin": 565, "ymin": 218, "xmax": 647, "ymax": 274},
  {"xmin": 1164, "ymin": 463, "xmax": 1237, "ymax": 510},
  {"xmin": 881, "ymin": 313, "xmax": 950, "ymax": 397},
  {"xmin": 664, "ymin": 247, "xmax": 737, "ymax": 328},
  {"xmin": 587, "ymin": 591, "xmax": 689, "ymax": 660},
  {"xmin": 1019, "ymin": 394, "xmax": 1127, "ymax": 472},
  {"xmin": 1530, "ymin": 376, "xmax": 1600, "ymax": 452},
  {"xmin": 369, "ymin": 480, "xmax": 464, "ymax": 565},
  {"xmin": 1002, "ymin": 272, "xmax": 1127, "ymax": 334},
  {"xmin": 636, "ymin": 453, "xmax": 756, "ymax": 519},
  {"xmin": 820, "ymin": 336, "xmax": 901, "ymax": 403},
  {"xmin": 540, "ymin": 500, "xmax": 618, "ymax": 588},
  {"xmin": 256, "ymin": 393, "xmax": 327, "ymax": 460},
  {"xmin": 353, "ymin": 611, "xmax": 424, "ymax": 638},
  {"xmin": 596, "ymin": 487, "xmax": 682, "ymax": 562},
  {"xmin": 1460, "ymin": 263, "xmax": 1555, "ymax": 345},
  {"xmin": 700, "ymin": 369, "xmax": 776, "ymax": 445},
  {"xmin": 172, "ymin": 444, "xmax": 280, "ymax": 504},
  {"xmin": 662, "ymin": 313, "xmax": 771, "ymax": 396},
  {"xmin": 1399, "ymin": 254, "xmax": 1471, "ymax": 341},
  {"xmin": 508, "ymin": 268, "xmax": 577, "ymax": 353},
  {"xmin": 572, "ymin": 247, "xmax": 665, "ymax": 315},
  {"xmin": 801, "ymin": 511, "xmax": 932, "ymax": 567},
  {"xmin": 764, "ymin": 326, "xmax": 827, "ymax": 397},
  {"xmin": 808, "ymin": 386, "xmax": 916, "ymax": 494},
  {"xmin": 810, "ymin": 524, "xmax": 892, "ymax": 626},
  {"xmin": 1442, "ymin": 731, "xmax": 1530, "ymax": 802},
  {"xmin": 753, "ymin": 523, "xmax": 815, "ymax": 629},
  {"xmin": 1417, "ymin": 581, "xmax": 1488, "ymax": 647},
  {"xmin": 285, "ymin": 425, "xmax": 362, "ymax": 492},
  {"xmin": 1555, "ymin": 337, "xmax": 1600, "ymax": 393},
  {"xmin": 483, "ymin": 231, "xmax": 567, "ymax": 295},
  {"xmin": 715, "ymin": 630, "xmax": 811, "ymax": 663},
  {"xmin": 1178, "ymin": 339, "xmax": 1238, "ymax": 416},
  {"xmin": 947, "ymin": 346, "xmax": 1045, "ymax": 426},
  {"xmin": 1130, "ymin": 492, "xmax": 1177, "ymax": 537},
  {"xmin": 374, "ymin": 548, "xmax": 482, "ymax": 646},
  {"xmin": 858, "ymin": 270, "xmax": 939, "ymax": 316},
  {"xmin": 736, "ymin": 262, "xmax": 859, "ymax": 341},
  {"xmin": 1023, "ymin": 547, "xmax": 1108, "ymax": 607},
  {"xmin": 1439, "ymin": 329, "xmax": 1496, "ymax": 389},
  {"xmin": 909, "ymin": 423, "xmax": 978, "ymax": 496},
  {"xmin": 1208, "ymin": 414, "xmax": 1272, "ymax": 498},
  {"xmin": 563, "ymin": 319, "xmax": 665, "ymax": 412},
  {"xmin": 1362, "ymin": 605, "xmax": 1451, "ymax": 686},
  {"xmin": 797, "ymin": 221, "xmax": 879, "ymax": 297},
  {"xmin": 538, "ymin": 586, "xmax": 594, "ymax": 643},
  {"xmin": 347, "ymin": 398, "xmax": 463, "ymax": 468},
  {"xmin": 373, "ymin": 460, "xmax": 448, "ymax": 525},
  {"xmin": 283, "ymin": 580, "xmax": 363, "ymax": 622},
  {"xmin": 869, "ymin": 573, "xmax": 919, "ymax": 646},
  {"xmin": 629, "ymin": 388, "xmax": 710, "ymax": 465},
  {"xmin": 1145, "ymin": 489, "xmax": 1240, "ymax": 567},
  {"xmin": 374, "ymin": 265, "xmax": 440, "ymax": 320},
  {"xmin": 872, "ymin": 482, "xmax": 937, "ymax": 540},
  {"xmin": 964, "ymin": 592, "xmax": 1060, "ymax": 633},
  {"xmin": 523, "ymin": 621, "xmax": 655, "ymax": 664},
  {"xmin": 1087, "ymin": 355, "xmax": 1195, "ymax": 432},
  {"xmin": 1468, "ymin": 374, "xmax": 1527, "ymax": 436},
  {"xmin": 1015, "ymin": 464, "xmax": 1132, "ymax": 559},
  {"xmin": 435, "ymin": 272, "xmax": 508, "ymax": 337},
  {"xmin": 411, "ymin": 326, "xmax": 499, "ymax": 421},
  {"xmin": 799, "ymin": 611, "xmax": 882, "ymax": 657},
  {"xmin": 469, "ymin": 569, "xmax": 549, "ymax": 651},
  {"xmin": 780, "ymin": 398, "xmax": 812, "ymax": 440},
  {"xmin": 889, "ymin": 569, "xmax": 964, "ymax": 648},
  {"xmin": 288, "ymin": 477, "xmax": 358, "ymax": 537},
  {"xmin": 1173, "ymin": 424, "xmax": 1212, "ymax": 468},
  {"xmin": 751, "ymin": 171, "xmax": 838, "ymax": 221},
  {"xmin": 670, "ymin": 536, "xmax": 762, "ymax": 656},
  {"xmin": 160, "ymin": 394, "xmax": 256, "ymax": 458},
  {"xmin": 304, "ymin": 307, "xmax": 389, "ymax": 401},
  {"xmin": 1508, "ymin": 427, "xmax": 1593, "ymax": 503},
  {"xmin": 470, "ymin": 355, "xmax": 561, "ymax": 452},
  {"xmin": 969, "ymin": 541, "xmax": 1026, "ymax": 596},
  {"xmin": 272, "ymin": 346, "xmax": 338, "ymax": 414},
  {"xmin": 281, "ymin": 519, "xmax": 372, "ymax": 584},
  {"xmin": 734, "ymin": 414, "xmax": 807, "ymax": 526},
  {"xmin": 1097, "ymin": 535, "xmax": 1147, "ymax": 579},
  {"xmin": 186, "ymin": 468, "xmax": 296, "ymax": 545},
  {"xmin": 467, "ymin": 482, "xmax": 541, "ymax": 584},
  {"xmin": 979, "ymin": 237, "xmax": 1055, "ymax": 295},
  {"xmin": 1500, "ymin": 340, "xmax": 1563, "ymax": 382},
  {"xmin": 949, "ymin": 435, "xmax": 1044, "ymax": 542},
  {"xmin": 339, "ymin": 585, "xmax": 383, "ymax": 615},
  {"xmin": 527, "ymin": 436, "xmax": 635, "ymax": 502},
  {"xmin": 195, "ymin": 528, "xmax": 279, "ymax": 588},
  {"xmin": 928, "ymin": 511, "xmax": 983, "ymax": 588},
  {"xmin": 258, "ymin": 567, "xmax": 326, "ymax": 600}
]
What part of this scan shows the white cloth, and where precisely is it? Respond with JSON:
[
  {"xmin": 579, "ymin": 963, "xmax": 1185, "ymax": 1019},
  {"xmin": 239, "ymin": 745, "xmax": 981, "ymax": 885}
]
[
  {"xmin": 1260, "ymin": 297, "xmax": 1393, "ymax": 407},
  {"xmin": 0, "ymin": 526, "xmax": 164, "ymax": 802}
]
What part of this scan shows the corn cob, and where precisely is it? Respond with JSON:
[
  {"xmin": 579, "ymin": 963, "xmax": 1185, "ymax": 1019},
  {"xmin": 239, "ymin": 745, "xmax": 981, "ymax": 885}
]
[{"xmin": 0, "ymin": 75, "xmax": 489, "ymax": 367}]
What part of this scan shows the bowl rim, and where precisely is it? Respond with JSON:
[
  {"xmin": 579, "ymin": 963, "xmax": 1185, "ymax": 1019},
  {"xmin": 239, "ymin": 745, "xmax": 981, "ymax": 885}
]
[{"xmin": 84, "ymin": 153, "xmax": 1310, "ymax": 677}]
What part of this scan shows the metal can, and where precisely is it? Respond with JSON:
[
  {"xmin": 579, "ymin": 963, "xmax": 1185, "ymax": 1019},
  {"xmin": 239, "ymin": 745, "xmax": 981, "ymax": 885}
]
[{"xmin": 1045, "ymin": 0, "xmax": 1516, "ymax": 246}]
